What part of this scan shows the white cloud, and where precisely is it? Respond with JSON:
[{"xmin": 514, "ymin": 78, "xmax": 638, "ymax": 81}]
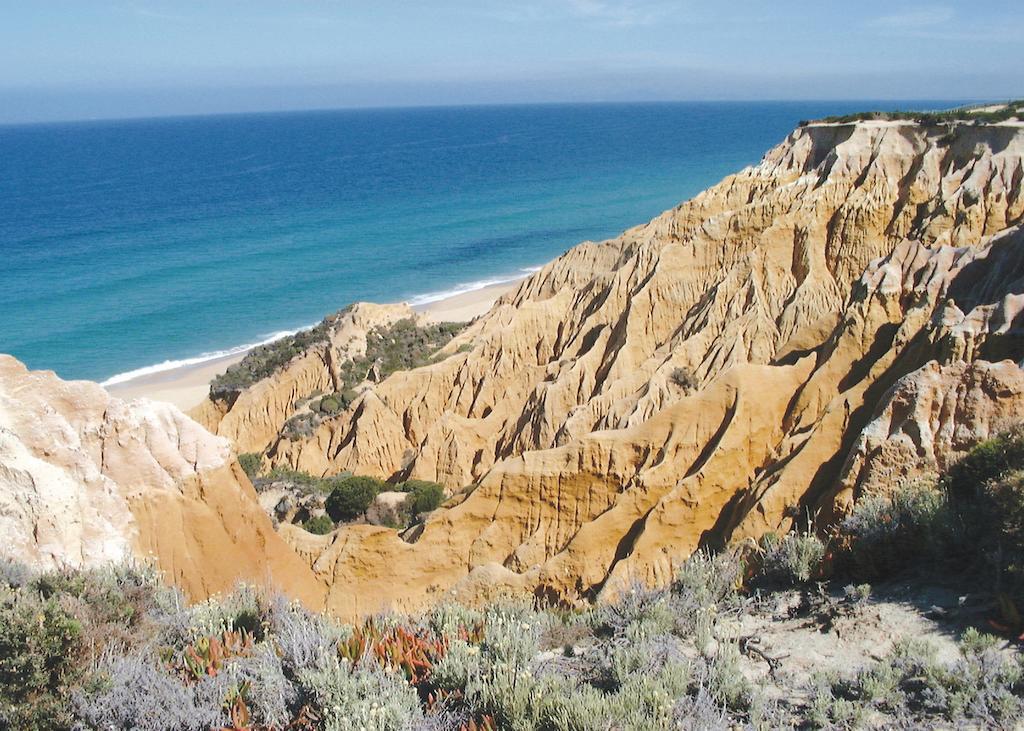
[
  {"xmin": 564, "ymin": 0, "xmax": 672, "ymax": 26},
  {"xmin": 869, "ymin": 5, "xmax": 955, "ymax": 29},
  {"xmin": 480, "ymin": 0, "xmax": 678, "ymax": 27}
]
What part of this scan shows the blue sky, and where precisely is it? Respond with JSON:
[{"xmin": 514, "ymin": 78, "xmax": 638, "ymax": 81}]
[{"xmin": 1, "ymin": 1, "xmax": 1021, "ymax": 122}]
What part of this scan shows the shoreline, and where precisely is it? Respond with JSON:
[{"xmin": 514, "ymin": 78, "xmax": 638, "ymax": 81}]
[{"xmin": 104, "ymin": 278, "xmax": 520, "ymax": 412}]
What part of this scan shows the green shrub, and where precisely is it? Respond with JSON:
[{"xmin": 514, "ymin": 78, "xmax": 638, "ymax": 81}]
[
  {"xmin": 985, "ymin": 470, "xmax": 1024, "ymax": 549},
  {"xmin": 595, "ymin": 584, "xmax": 675, "ymax": 640},
  {"xmin": 317, "ymin": 395, "xmax": 341, "ymax": 414},
  {"xmin": 404, "ymin": 480, "xmax": 445, "ymax": 516},
  {"xmin": 760, "ymin": 531, "xmax": 825, "ymax": 585},
  {"xmin": 208, "ymin": 310, "xmax": 361, "ymax": 399},
  {"xmin": 0, "ymin": 592, "xmax": 82, "ymax": 731},
  {"xmin": 314, "ymin": 390, "xmax": 359, "ymax": 416},
  {"xmin": 281, "ymin": 412, "xmax": 319, "ymax": 441},
  {"xmin": 298, "ymin": 657, "xmax": 423, "ymax": 730},
  {"xmin": 944, "ymin": 428, "xmax": 1024, "ymax": 509},
  {"xmin": 237, "ymin": 452, "xmax": 263, "ymax": 480},
  {"xmin": 841, "ymin": 482, "xmax": 954, "ymax": 579},
  {"xmin": 325, "ymin": 476, "xmax": 385, "ymax": 522},
  {"xmin": 213, "ymin": 316, "xmax": 465, "ymax": 404},
  {"xmin": 811, "ymin": 633, "xmax": 1024, "ymax": 726},
  {"xmin": 303, "ymin": 515, "xmax": 335, "ymax": 535},
  {"xmin": 939, "ymin": 428, "xmax": 1024, "ymax": 597},
  {"xmin": 670, "ymin": 549, "xmax": 741, "ymax": 650}
]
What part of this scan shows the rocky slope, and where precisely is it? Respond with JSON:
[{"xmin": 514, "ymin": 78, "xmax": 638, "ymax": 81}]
[
  {"xmin": 204, "ymin": 119, "xmax": 1024, "ymax": 617},
  {"xmin": 0, "ymin": 356, "xmax": 323, "ymax": 607}
]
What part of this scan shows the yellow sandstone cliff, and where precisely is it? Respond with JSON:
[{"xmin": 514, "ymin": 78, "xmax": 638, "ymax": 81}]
[{"xmin": 201, "ymin": 119, "xmax": 1024, "ymax": 617}]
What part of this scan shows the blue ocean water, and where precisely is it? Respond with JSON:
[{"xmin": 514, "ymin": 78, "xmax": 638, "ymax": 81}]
[{"xmin": 0, "ymin": 101, "xmax": 957, "ymax": 383}]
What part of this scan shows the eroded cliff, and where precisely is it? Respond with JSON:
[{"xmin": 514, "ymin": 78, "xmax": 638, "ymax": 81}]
[{"xmin": 215, "ymin": 120, "xmax": 1024, "ymax": 616}]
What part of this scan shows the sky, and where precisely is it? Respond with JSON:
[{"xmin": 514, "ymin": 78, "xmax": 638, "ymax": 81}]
[{"xmin": 1, "ymin": 0, "xmax": 1022, "ymax": 123}]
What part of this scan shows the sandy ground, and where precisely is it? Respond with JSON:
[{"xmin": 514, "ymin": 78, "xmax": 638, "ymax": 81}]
[{"xmin": 105, "ymin": 279, "xmax": 520, "ymax": 412}]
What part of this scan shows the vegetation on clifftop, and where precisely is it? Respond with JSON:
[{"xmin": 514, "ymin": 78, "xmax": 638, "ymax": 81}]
[
  {"xmin": 802, "ymin": 100, "xmax": 1024, "ymax": 127},
  {"xmin": 209, "ymin": 311, "xmax": 464, "ymax": 404},
  {"xmin": 278, "ymin": 318, "xmax": 465, "ymax": 440},
  {"xmin": 208, "ymin": 312, "xmax": 346, "ymax": 400}
]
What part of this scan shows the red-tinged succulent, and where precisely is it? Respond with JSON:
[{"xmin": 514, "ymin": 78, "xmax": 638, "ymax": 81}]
[
  {"xmin": 179, "ymin": 629, "xmax": 254, "ymax": 681},
  {"xmin": 339, "ymin": 619, "xmax": 449, "ymax": 686}
]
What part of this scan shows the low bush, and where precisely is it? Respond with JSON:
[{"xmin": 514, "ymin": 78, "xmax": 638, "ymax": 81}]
[
  {"xmin": 237, "ymin": 452, "xmax": 263, "ymax": 480},
  {"xmin": 808, "ymin": 100, "xmax": 1024, "ymax": 126},
  {"xmin": 0, "ymin": 592, "xmax": 82, "ymax": 731},
  {"xmin": 839, "ymin": 481, "xmax": 954, "ymax": 579},
  {"xmin": 404, "ymin": 480, "xmax": 445, "ymax": 516},
  {"xmin": 671, "ymin": 549, "xmax": 742, "ymax": 649},
  {"xmin": 209, "ymin": 314, "xmax": 344, "ymax": 399},
  {"xmin": 2, "ymin": 544, "xmax": 1020, "ymax": 729},
  {"xmin": 669, "ymin": 366, "xmax": 698, "ymax": 393},
  {"xmin": 303, "ymin": 515, "xmax": 335, "ymax": 535},
  {"xmin": 281, "ymin": 411, "xmax": 319, "ymax": 441},
  {"xmin": 985, "ymin": 470, "xmax": 1024, "ymax": 549},
  {"xmin": 944, "ymin": 427, "xmax": 1024, "ymax": 511},
  {"xmin": 212, "ymin": 315, "xmax": 465, "ymax": 412},
  {"xmin": 313, "ymin": 389, "xmax": 359, "ymax": 416},
  {"xmin": 325, "ymin": 475, "xmax": 385, "ymax": 522},
  {"xmin": 810, "ymin": 631, "xmax": 1024, "ymax": 727},
  {"xmin": 759, "ymin": 530, "xmax": 826, "ymax": 585},
  {"xmin": 256, "ymin": 465, "xmax": 337, "ymax": 494}
]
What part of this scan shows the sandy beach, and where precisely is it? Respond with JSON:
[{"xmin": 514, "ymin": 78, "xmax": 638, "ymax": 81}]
[{"xmin": 105, "ymin": 279, "xmax": 520, "ymax": 412}]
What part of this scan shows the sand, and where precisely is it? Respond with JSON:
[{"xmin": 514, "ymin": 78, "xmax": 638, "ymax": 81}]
[{"xmin": 105, "ymin": 279, "xmax": 520, "ymax": 412}]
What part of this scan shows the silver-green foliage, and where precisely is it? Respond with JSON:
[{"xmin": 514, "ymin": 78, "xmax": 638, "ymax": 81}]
[
  {"xmin": 73, "ymin": 649, "xmax": 220, "ymax": 731},
  {"xmin": 810, "ymin": 632, "xmax": 1024, "ymax": 727},
  {"xmin": 761, "ymin": 531, "xmax": 826, "ymax": 585},
  {"xmin": 841, "ymin": 481, "xmax": 953, "ymax": 578},
  {"xmin": 298, "ymin": 657, "xmax": 423, "ymax": 731}
]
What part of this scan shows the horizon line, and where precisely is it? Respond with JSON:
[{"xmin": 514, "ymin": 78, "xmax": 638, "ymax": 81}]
[{"xmin": 0, "ymin": 96, "xmax": 990, "ymax": 130}]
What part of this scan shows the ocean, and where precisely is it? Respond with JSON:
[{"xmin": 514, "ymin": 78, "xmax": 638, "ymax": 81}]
[{"xmin": 0, "ymin": 101, "xmax": 957, "ymax": 383}]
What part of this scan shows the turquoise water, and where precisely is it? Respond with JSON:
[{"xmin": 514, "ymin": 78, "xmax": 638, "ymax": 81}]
[{"xmin": 0, "ymin": 101, "xmax": 955, "ymax": 382}]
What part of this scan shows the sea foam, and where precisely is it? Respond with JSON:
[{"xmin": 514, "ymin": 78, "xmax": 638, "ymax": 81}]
[
  {"xmin": 405, "ymin": 266, "xmax": 540, "ymax": 306},
  {"xmin": 99, "ymin": 326, "xmax": 311, "ymax": 386}
]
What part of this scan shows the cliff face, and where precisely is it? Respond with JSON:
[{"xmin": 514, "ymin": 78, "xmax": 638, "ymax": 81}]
[
  {"xmin": 0, "ymin": 356, "xmax": 323, "ymax": 607},
  {"xmin": 240, "ymin": 121, "xmax": 1024, "ymax": 616}
]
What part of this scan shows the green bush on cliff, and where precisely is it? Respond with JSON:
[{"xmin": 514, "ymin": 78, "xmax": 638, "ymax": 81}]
[
  {"xmin": 237, "ymin": 452, "xmax": 263, "ymax": 480},
  {"xmin": 208, "ymin": 315, "xmax": 342, "ymax": 400},
  {"xmin": 403, "ymin": 480, "xmax": 445, "ymax": 516},
  {"xmin": 209, "ymin": 314, "xmax": 465, "ymax": 405},
  {"xmin": 302, "ymin": 515, "xmax": 335, "ymax": 535},
  {"xmin": 324, "ymin": 475, "xmax": 385, "ymax": 522},
  {"xmin": 807, "ymin": 100, "xmax": 1024, "ymax": 127}
]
